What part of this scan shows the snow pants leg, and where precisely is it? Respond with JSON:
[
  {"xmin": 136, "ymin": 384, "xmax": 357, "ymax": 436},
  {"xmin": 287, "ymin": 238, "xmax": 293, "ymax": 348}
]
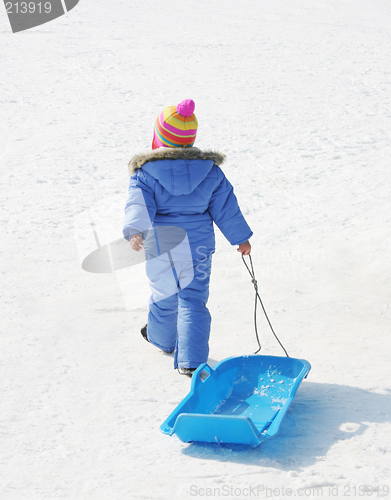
[
  {"xmin": 145, "ymin": 256, "xmax": 212, "ymax": 368},
  {"xmin": 175, "ymin": 257, "xmax": 212, "ymax": 369},
  {"xmin": 145, "ymin": 256, "xmax": 179, "ymax": 353}
]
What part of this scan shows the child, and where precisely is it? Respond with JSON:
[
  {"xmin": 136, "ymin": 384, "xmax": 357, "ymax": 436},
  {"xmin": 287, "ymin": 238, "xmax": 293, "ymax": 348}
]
[{"xmin": 123, "ymin": 99, "xmax": 252, "ymax": 376}]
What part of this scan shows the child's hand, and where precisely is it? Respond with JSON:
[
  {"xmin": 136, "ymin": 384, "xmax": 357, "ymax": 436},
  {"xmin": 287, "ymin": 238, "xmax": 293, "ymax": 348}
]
[
  {"xmin": 130, "ymin": 234, "xmax": 144, "ymax": 252},
  {"xmin": 237, "ymin": 240, "xmax": 251, "ymax": 255}
]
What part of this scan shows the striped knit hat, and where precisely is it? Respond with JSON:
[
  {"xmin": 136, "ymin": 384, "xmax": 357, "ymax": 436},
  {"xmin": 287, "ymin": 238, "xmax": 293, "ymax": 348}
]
[{"xmin": 152, "ymin": 99, "xmax": 198, "ymax": 149}]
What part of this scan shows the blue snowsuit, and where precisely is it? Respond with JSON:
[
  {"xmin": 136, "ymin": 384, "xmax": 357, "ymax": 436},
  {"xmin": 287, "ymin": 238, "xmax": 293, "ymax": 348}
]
[{"xmin": 123, "ymin": 148, "xmax": 253, "ymax": 369}]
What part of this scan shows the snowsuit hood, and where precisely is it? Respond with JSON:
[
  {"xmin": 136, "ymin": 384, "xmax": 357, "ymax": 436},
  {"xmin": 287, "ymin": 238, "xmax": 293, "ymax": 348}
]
[
  {"xmin": 128, "ymin": 147, "xmax": 225, "ymax": 174},
  {"xmin": 128, "ymin": 148, "xmax": 224, "ymax": 196}
]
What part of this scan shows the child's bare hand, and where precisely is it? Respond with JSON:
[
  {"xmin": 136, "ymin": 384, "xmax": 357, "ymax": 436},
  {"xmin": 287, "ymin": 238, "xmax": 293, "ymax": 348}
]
[
  {"xmin": 130, "ymin": 234, "xmax": 144, "ymax": 252},
  {"xmin": 237, "ymin": 240, "xmax": 251, "ymax": 255}
]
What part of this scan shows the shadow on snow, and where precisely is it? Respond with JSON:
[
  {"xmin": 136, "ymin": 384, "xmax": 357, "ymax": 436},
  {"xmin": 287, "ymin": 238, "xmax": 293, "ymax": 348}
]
[{"xmin": 180, "ymin": 381, "xmax": 391, "ymax": 469}]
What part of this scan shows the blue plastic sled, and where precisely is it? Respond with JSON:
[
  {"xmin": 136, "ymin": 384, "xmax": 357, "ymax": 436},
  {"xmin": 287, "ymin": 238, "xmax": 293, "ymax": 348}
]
[{"xmin": 160, "ymin": 355, "xmax": 311, "ymax": 448}]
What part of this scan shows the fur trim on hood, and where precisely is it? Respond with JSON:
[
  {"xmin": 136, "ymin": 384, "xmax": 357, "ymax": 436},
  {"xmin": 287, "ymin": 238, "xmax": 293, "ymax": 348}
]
[{"xmin": 128, "ymin": 147, "xmax": 225, "ymax": 175}]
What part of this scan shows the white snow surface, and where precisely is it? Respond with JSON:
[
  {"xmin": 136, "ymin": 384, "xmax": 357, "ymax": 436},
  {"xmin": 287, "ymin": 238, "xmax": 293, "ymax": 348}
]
[{"xmin": 1, "ymin": 0, "xmax": 391, "ymax": 498}]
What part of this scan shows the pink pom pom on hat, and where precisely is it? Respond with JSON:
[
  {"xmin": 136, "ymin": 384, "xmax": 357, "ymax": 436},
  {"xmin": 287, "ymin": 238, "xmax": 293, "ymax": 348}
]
[
  {"xmin": 176, "ymin": 99, "xmax": 195, "ymax": 117},
  {"xmin": 152, "ymin": 99, "xmax": 198, "ymax": 149}
]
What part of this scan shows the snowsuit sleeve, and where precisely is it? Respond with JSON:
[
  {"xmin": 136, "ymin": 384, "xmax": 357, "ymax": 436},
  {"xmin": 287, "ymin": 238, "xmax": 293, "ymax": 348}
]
[
  {"xmin": 208, "ymin": 166, "xmax": 253, "ymax": 246},
  {"xmin": 123, "ymin": 169, "xmax": 157, "ymax": 241}
]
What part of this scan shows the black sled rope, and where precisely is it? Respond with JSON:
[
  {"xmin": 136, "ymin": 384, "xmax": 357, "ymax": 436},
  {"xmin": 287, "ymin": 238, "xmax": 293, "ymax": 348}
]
[{"xmin": 242, "ymin": 254, "xmax": 289, "ymax": 357}]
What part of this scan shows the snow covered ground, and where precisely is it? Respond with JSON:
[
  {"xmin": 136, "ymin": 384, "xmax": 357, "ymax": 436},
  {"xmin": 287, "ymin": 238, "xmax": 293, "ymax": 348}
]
[{"xmin": 1, "ymin": 0, "xmax": 391, "ymax": 498}]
